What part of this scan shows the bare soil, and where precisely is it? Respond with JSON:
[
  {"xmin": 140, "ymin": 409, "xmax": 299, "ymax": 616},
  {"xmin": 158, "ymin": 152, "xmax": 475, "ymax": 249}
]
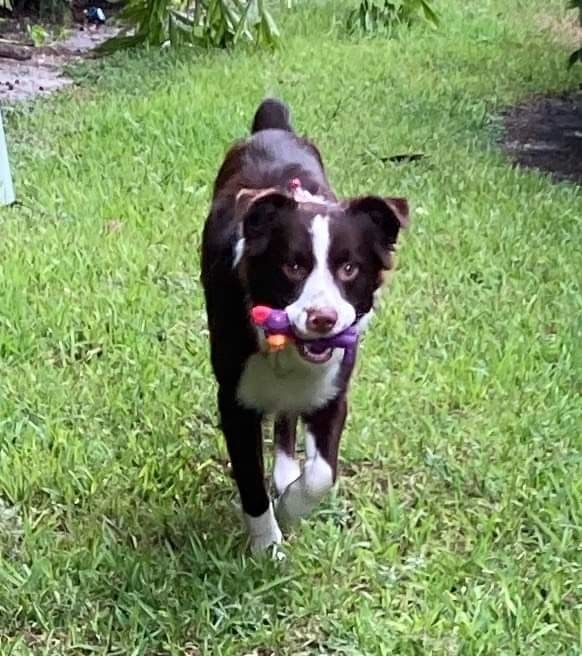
[
  {"xmin": 502, "ymin": 92, "xmax": 582, "ymax": 184},
  {"xmin": 0, "ymin": 22, "xmax": 118, "ymax": 102}
]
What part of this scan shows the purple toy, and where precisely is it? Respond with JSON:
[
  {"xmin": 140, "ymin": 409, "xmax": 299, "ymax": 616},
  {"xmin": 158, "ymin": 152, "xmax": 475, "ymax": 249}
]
[{"xmin": 250, "ymin": 305, "xmax": 359, "ymax": 367}]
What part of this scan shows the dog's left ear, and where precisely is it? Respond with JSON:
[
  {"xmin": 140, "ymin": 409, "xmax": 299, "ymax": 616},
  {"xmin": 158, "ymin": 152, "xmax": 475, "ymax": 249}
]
[{"xmin": 346, "ymin": 196, "xmax": 410, "ymax": 267}]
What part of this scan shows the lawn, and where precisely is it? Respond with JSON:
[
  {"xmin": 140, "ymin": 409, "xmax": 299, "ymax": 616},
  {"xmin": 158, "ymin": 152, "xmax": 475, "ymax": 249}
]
[{"xmin": 1, "ymin": 0, "xmax": 581, "ymax": 653}]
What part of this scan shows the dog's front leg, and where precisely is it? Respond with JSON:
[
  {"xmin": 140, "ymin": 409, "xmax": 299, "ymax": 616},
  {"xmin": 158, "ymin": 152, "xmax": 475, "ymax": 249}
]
[
  {"xmin": 275, "ymin": 395, "xmax": 347, "ymax": 528},
  {"xmin": 218, "ymin": 386, "xmax": 282, "ymax": 553}
]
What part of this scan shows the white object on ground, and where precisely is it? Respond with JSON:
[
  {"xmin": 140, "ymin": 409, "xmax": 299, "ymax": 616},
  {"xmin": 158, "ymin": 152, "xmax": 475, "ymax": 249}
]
[{"xmin": 0, "ymin": 110, "xmax": 15, "ymax": 205}]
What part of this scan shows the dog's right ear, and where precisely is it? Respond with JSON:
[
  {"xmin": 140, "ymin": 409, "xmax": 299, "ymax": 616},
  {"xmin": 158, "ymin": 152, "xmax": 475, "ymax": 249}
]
[{"xmin": 236, "ymin": 189, "xmax": 297, "ymax": 256}]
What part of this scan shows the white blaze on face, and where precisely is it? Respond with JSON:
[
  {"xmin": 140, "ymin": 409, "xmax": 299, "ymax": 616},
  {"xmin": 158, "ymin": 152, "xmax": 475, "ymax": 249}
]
[{"xmin": 285, "ymin": 214, "xmax": 356, "ymax": 338}]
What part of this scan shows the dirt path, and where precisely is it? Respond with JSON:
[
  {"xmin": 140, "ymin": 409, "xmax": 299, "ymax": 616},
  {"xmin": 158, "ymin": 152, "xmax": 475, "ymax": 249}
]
[{"xmin": 0, "ymin": 24, "xmax": 118, "ymax": 102}]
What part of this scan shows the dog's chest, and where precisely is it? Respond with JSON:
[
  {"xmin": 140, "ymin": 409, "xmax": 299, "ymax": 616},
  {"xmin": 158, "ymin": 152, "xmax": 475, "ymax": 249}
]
[{"xmin": 236, "ymin": 349, "xmax": 343, "ymax": 414}]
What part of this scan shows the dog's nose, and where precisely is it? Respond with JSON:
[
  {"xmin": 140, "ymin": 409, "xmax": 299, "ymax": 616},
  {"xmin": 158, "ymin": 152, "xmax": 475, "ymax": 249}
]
[{"xmin": 306, "ymin": 307, "xmax": 338, "ymax": 334}]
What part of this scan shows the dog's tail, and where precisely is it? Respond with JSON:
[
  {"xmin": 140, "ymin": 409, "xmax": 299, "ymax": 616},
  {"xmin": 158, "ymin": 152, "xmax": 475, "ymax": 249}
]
[{"xmin": 251, "ymin": 98, "xmax": 293, "ymax": 134}]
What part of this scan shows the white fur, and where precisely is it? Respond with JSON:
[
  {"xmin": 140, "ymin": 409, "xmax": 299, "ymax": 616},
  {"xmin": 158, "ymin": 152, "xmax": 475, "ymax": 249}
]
[
  {"xmin": 356, "ymin": 288, "xmax": 385, "ymax": 332},
  {"xmin": 356, "ymin": 308, "xmax": 375, "ymax": 333},
  {"xmin": 276, "ymin": 432, "xmax": 334, "ymax": 527},
  {"xmin": 292, "ymin": 188, "xmax": 326, "ymax": 204},
  {"xmin": 273, "ymin": 449, "xmax": 301, "ymax": 495},
  {"xmin": 236, "ymin": 213, "xmax": 358, "ymax": 414},
  {"xmin": 285, "ymin": 214, "xmax": 356, "ymax": 338},
  {"xmin": 305, "ymin": 431, "xmax": 316, "ymax": 458},
  {"xmin": 244, "ymin": 503, "xmax": 282, "ymax": 553},
  {"xmin": 237, "ymin": 346, "xmax": 342, "ymax": 414},
  {"xmin": 233, "ymin": 237, "xmax": 245, "ymax": 268}
]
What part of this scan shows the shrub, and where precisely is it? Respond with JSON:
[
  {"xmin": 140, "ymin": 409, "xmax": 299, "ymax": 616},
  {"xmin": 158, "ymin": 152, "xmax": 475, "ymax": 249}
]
[
  {"xmin": 101, "ymin": 0, "xmax": 282, "ymax": 52},
  {"xmin": 347, "ymin": 0, "xmax": 438, "ymax": 35}
]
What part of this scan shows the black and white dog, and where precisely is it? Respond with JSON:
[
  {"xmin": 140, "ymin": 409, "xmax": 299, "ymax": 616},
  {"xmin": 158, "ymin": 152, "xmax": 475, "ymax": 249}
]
[{"xmin": 201, "ymin": 99, "xmax": 409, "ymax": 553}]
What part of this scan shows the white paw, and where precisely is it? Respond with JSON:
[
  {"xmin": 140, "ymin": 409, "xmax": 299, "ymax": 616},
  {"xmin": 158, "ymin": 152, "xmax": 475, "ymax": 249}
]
[
  {"xmin": 274, "ymin": 494, "xmax": 299, "ymax": 530},
  {"xmin": 249, "ymin": 527, "xmax": 283, "ymax": 555},
  {"xmin": 275, "ymin": 452, "xmax": 334, "ymax": 528},
  {"xmin": 244, "ymin": 503, "xmax": 283, "ymax": 554},
  {"xmin": 273, "ymin": 450, "xmax": 301, "ymax": 496}
]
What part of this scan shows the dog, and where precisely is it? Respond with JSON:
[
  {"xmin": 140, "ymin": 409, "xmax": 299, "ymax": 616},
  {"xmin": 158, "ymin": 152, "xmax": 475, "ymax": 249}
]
[{"xmin": 201, "ymin": 98, "xmax": 409, "ymax": 553}]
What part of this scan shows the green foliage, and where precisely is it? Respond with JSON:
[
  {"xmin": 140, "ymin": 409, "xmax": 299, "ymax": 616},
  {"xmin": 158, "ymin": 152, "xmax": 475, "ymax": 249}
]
[
  {"xmin": 347, "ymin": 0, "xmax": 439, "ymax": 35},
  {"xmin": 27, "ymin": 23, "xmax": 50, "ymax": 46},
  {"xmin": 567, "ymin": 0, "xmax": 582, "ymax": 67},
  {"xmin": 101, "ymin": 0, "xmax": 282, "ymax": 52}
]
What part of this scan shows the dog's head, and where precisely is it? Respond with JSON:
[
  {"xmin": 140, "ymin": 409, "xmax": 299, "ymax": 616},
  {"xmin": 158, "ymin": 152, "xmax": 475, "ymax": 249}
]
[{"xmin": 235, "ymin": 189, "xmax": 409, "ymax": 363}]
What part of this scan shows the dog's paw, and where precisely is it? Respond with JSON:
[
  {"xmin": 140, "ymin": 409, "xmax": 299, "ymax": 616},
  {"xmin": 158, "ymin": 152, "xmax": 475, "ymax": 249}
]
[
  {"xmin": 274, "ymin": 494, "xmax": 300, "ymax": 530},
  {"xmin": 244, "ymin": 503, "xmax": 283, "ymax": 554},
  {"xmin": 273, "ymin": 451, "xmax": 301, "ymax": 496},
  {"xmin": 249, "ymin": 527, "xmax": 283, "ymax": 555},
  {"xmin": 275, "ymin": 455, "xmax": 334, "ymax": 528}
]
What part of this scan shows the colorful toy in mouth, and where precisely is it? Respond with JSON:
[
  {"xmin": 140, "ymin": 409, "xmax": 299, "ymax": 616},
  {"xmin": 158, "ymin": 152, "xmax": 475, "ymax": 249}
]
[
  {"xmin": 250, "ymin": 305, "xmax": 359, "ymax": 366},
  {"xmin": 250, "ymin": 306, "xmax": 292, "ymax": 352}
]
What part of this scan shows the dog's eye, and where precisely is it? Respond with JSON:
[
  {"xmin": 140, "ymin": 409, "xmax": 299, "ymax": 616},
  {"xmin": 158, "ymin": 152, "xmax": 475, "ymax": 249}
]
[
  {"xmin": 338, "ymin": 261, "xmax": 359, "ymax": 282},
  {"xmin": 283, "ymin": 262, "xmax": 308, "ymax": 282}
]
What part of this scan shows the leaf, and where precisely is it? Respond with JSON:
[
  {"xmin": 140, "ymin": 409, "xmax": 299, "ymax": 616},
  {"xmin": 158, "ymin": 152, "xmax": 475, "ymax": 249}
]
[
  {"xmin": 170, "ymin": 9, "xmax": 194, "ymax": 27},
  {"xmin": 260, "ymin": 5, "xmax": 281, "ymax": 42},
  {"xmin": 100, "ymin": 0, "xmax": 284, "ymax": 52},
  {"xmin": 169, "ymin": 11, "xmax": 195, "ymax": 46},
  {"xmin": 233, "ymin": 0, "xmax": 255, "ymax": 43},
  {"xmin": 347, "ymin": 0, "xmax": 439, "ymax": 34},
  {"xmin": 419, "ymin": 0, "xmax": 439, "ymax": 26},
  {"xmin": 97, "ymin": 33, "xmax": 147, "ymax": 54}
]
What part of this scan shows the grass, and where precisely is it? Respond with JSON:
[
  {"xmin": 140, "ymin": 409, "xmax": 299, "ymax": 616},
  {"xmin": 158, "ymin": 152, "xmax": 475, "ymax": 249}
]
[{"xmin": 1, "ymin": 0, "xmax": 581, "ymax": 653}]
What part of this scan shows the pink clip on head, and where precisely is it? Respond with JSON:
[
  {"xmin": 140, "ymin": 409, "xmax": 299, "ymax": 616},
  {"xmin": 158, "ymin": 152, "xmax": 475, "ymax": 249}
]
[{"xmin": 289, "ymin": 178, "xmax": 302, "ymax": 192}]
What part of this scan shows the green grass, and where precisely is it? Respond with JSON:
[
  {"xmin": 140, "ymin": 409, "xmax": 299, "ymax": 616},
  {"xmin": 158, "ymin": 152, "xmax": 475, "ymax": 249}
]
[{"xmin": 1, "ymin": 0, "xmax": 581, "ymax": 653}]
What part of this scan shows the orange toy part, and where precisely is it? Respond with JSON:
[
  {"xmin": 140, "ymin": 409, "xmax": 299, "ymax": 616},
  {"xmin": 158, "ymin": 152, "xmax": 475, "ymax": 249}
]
[{"xmin": 266, "ymin": 334, "xmax": 290, "ymax": 352}]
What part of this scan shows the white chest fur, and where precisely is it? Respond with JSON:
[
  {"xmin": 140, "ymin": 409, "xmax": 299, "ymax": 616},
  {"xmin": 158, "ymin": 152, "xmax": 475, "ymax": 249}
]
[{"xmin": 236, "ymin": 347, "xmax": 343, "ymax": 415}]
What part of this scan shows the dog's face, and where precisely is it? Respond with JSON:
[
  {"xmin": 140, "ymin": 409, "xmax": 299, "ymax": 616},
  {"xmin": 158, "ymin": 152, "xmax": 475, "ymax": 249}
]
[{"xmin": 236, "ymin": 191, "xmax": 409, "ymax": 363}]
